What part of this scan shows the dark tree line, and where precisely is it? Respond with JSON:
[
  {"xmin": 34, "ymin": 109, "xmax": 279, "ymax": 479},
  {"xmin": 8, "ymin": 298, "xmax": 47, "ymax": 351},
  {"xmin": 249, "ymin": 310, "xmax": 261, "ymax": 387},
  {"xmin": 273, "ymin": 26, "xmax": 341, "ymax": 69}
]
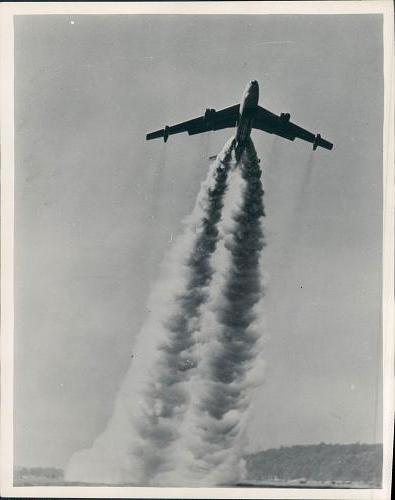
[
  {"xmin": 245, "ymin": 443, "xmax": 382, "ymax": 485},
  {"xmin": 14, "ymin": 466, "xmax": 64, "ymax": 480}
]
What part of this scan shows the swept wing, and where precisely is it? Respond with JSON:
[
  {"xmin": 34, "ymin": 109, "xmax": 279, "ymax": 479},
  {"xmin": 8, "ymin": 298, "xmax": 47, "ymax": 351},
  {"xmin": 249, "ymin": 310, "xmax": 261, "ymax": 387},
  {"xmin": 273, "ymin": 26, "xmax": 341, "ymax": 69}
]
[
  {"xmin": 253, "ymin": 106, "xmax": 333, "ymax": 150},
  {"xmin": 146, "ymin": 104, "xmax": 240, "ymax": 142}
]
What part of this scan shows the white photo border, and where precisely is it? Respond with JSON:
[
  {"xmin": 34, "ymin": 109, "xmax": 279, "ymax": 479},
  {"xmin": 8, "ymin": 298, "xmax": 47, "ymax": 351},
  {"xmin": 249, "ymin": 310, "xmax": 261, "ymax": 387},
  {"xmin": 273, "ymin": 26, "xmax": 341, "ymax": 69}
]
[{"xmin": 1, "ymin": 2, "xmax": 393, "ymax": 499}]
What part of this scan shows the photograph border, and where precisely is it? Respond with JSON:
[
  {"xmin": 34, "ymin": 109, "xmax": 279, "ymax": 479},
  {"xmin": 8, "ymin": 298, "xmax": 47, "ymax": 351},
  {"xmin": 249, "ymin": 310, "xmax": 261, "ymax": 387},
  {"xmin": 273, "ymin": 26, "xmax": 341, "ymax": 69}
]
[{"xmin": 1, "ymin": 2, "xmax": 394, "ymax": 499}]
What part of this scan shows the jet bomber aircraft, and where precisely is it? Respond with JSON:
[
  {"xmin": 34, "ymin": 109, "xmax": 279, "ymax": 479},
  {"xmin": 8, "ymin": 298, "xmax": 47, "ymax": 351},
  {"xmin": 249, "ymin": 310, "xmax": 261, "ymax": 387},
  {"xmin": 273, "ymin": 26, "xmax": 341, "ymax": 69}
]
[{"xmin": 146, "ymin": 80, "xmax": 333, "ymax": 160}]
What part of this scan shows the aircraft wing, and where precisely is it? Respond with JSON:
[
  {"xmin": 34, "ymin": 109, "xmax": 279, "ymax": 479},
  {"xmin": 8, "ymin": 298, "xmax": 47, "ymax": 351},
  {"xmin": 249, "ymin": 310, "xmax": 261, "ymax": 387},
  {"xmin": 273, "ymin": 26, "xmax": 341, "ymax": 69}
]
[
  {"xmin": 146, "ymin": 104, "xmax": 240, "ymax": 142},
  {"xmin": 253, "ymin": 106, "xmax": 333, "ymax": 150}
]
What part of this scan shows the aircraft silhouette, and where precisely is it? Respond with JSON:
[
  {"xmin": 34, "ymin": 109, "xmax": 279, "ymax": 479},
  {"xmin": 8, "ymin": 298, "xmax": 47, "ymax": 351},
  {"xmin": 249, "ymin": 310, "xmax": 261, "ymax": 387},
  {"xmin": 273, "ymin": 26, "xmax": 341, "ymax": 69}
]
[{"xmin": 146, "ymin": 80, "xmax": 333, "ymax": 160}]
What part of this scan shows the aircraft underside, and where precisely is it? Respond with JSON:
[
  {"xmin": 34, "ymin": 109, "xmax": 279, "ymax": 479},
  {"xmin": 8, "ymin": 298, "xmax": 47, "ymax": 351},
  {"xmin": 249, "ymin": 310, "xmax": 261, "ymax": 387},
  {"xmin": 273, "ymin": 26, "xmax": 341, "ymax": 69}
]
[
  {"xmin": 146, "ymin": 80, "xmax": 333, "ymax": 153},
  {"xmin": 234, "ymin": 115, "xmax": 254, "ymax": 160}
]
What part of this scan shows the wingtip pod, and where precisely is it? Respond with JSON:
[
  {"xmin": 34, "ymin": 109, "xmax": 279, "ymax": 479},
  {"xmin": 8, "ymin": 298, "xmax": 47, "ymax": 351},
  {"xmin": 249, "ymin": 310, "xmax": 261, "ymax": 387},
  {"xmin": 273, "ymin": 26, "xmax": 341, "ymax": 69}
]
[
  {"xmin": 146, "ymin": 126, "xmax": 170, "ymax": 142},
  {"xmin": 164, "ymin": 126, "xmax": 170, "ymax": 143},
  {"xmin": 313, "ymin": 133, "xmax": 321, "ymax": 151},
  {"xmin": 313, "ymin": 133, "xmax": 333, "ymax": 151}
]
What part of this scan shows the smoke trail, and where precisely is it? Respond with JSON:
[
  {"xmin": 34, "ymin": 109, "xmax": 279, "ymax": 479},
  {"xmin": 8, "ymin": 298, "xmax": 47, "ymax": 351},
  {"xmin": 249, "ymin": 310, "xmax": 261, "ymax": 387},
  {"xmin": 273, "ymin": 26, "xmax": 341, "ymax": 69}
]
[
  {"xmin": 131, "ymin": 140, "xmax": 236, "ymax": 483},
  {"xmin": 65, "ymin": 138, "xmax": 235, "ymax": 485},
  {"xmin": 158, "ymin": 139, "xmax": 266, "ymax": 486},
  {"xmin": 278, "ymin": 150, "xmax": 315, "ymax": 278}
]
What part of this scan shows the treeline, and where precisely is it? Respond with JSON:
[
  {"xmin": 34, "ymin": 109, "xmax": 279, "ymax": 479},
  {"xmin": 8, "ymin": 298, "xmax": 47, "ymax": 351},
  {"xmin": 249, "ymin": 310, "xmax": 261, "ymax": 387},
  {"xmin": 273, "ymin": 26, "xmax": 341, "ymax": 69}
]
[
  {"xmin": 245, "ymin": 443, "xmax": 382, "ymax": 485},
  {"xmin": 14, "ymin": 466, "xmax": 64, "ymax": 481}
]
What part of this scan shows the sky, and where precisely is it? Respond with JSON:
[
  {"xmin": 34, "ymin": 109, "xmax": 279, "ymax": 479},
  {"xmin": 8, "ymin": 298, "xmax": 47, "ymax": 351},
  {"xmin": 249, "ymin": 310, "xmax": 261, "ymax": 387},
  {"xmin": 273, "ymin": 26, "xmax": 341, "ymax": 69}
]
[{"xmin": 14, "ymin": 13, "xmax": 383, "ymax": 468}]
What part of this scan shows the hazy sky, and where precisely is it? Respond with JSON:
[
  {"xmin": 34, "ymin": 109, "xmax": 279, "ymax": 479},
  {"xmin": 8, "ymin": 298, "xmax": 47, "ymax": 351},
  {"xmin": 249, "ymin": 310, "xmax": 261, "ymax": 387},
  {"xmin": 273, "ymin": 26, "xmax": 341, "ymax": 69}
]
[{"xmin": 14, "ymin": 14, "xmax": 383, "ymax": 468}]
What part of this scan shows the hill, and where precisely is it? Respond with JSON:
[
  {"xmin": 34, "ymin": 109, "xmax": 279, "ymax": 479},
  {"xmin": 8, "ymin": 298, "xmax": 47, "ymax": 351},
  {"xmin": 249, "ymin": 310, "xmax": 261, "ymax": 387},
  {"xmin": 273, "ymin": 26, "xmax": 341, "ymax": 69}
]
[{"xmin": 244, "ymin": 442, "xmax": 382, "ymax": 487}]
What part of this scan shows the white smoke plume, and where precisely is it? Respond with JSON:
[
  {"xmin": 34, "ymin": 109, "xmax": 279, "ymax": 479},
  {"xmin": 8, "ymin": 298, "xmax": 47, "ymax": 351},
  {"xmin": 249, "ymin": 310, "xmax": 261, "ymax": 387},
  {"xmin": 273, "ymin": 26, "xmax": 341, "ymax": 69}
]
[
  {"xmin": 156, "ymin": 138, "xmax": 266, "ymax": 486},
  {"xmin": 66, "ymin": 138, "xmax": 265, "ymax": 487},
  {"xmin": 65, "ymin": 138, "xmax": 236, "ymax": 484},
  {"xmin": 128, "ymin": 140, "xmax": 236, "ymax": 483}
]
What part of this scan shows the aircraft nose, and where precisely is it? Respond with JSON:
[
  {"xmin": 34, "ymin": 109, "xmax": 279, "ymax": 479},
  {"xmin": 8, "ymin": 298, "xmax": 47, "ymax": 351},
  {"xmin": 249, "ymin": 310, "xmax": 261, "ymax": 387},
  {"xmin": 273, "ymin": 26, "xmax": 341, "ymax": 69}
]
[{"xmin": 243, "ymin": 80, "xmax": 259, "ymax": 105}]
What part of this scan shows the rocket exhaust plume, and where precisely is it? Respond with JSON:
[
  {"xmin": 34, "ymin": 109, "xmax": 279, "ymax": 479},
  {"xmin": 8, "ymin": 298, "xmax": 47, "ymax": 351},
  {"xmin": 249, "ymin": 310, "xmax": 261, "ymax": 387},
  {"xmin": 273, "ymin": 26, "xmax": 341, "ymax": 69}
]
[
  {"xmin": 66, "ymin": 138, "xmax": 265, "ymax": 486},
  {"xmin": 130, "ymin": 140, "xmax": 235, "ymax": 482},
  {"xmin": 156, "ymin": 138, "xmax": 266, "ymax": 486},
  {"xmin": 66, "ymin": 138, "xmax": 236, "ymax": 484}
]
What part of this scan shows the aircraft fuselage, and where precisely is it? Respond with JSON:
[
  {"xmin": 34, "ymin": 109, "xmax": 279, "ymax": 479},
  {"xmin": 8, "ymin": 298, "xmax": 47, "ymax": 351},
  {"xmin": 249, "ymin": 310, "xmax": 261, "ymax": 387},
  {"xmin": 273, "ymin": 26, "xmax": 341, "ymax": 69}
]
[{"xmin": 234, "ymin": 80, "xmax": 259, "ymax": 159}]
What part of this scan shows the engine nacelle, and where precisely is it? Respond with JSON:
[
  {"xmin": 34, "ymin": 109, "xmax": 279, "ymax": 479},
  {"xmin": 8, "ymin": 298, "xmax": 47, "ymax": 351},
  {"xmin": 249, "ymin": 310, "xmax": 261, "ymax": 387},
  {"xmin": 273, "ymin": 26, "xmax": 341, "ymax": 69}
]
[
  {"xmin": 204, "ymin": 108, "xmax": 216, "ymax": 127},
  {"xmin": 163, "ymin": 125, "xmax": 170, "ymax": 142},
  {"xmin": 280, "ymin": 113, "xmax": 291, "ymax": 122}
]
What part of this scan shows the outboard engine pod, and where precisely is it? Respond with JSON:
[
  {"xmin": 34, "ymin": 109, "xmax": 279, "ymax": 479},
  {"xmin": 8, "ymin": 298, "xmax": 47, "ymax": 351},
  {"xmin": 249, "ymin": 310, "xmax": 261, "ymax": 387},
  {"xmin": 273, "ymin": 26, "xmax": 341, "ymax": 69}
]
[
  {"xmin": 204, "ymin": 108, "xmax": 216, "ymax": 127},
  {"xmin": 280, "ymin": 113, "xmax": 291, "ymax": 122},
  {"xmin": 163, "ymin": 126, "xmax": 170, "ymax": 142}
]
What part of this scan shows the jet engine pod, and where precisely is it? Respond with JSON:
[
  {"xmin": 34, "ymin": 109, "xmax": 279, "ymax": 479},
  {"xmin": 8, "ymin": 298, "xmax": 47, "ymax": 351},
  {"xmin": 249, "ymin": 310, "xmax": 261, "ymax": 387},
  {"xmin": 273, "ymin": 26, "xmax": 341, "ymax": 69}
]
[
  {"xmin": 280, "ymin": 113, "xmax": 291, "ymax": 122},
  {"xmin": 163, "ymin": 126, "xmax": 170, "ymax": 142},
  {"xmin": 204, "ymin": 108, "xmax": 216, "ymax": 127}
]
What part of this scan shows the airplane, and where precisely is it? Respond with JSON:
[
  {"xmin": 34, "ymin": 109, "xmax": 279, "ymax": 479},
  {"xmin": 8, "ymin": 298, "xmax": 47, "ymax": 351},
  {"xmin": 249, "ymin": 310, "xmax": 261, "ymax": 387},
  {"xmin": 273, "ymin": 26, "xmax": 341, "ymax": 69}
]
[{"xmin": 146, "ymin": 80, "xmax": 333, "ymax": 160}]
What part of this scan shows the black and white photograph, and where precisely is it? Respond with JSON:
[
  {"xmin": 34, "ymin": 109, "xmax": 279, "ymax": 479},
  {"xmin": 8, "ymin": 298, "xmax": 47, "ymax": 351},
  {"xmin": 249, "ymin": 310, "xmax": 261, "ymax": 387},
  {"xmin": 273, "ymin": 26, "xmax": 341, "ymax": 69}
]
[{"xmin": 1, "ymin": 2, "xmax": 394, "ymax": 498}]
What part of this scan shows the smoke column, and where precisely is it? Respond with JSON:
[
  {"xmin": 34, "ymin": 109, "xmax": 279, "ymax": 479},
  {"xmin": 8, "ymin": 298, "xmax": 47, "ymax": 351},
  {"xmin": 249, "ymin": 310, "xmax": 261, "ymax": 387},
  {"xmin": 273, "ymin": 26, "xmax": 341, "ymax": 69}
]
[
  {"xmin": 66, "ymin": 138, "xmax": 235, "ymax": 484},
  {"xmin": 130, "ymin": 140, "xmax": 235, "ymax": 483},
  {"xmin": 157, "ymin": 138, "xmax": 266, "ymax": 486},
  {"xmin": 66, "ymin": 138, "xmax": 265, "ymax": 487}
]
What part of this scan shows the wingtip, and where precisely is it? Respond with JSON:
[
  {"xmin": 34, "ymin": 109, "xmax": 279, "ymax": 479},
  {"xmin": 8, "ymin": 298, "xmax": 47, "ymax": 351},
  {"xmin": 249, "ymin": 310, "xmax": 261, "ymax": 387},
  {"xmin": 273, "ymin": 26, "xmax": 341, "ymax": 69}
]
[{"xmin": 313, "ymin": 133, "xmax": 334, "ymax": 151}]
